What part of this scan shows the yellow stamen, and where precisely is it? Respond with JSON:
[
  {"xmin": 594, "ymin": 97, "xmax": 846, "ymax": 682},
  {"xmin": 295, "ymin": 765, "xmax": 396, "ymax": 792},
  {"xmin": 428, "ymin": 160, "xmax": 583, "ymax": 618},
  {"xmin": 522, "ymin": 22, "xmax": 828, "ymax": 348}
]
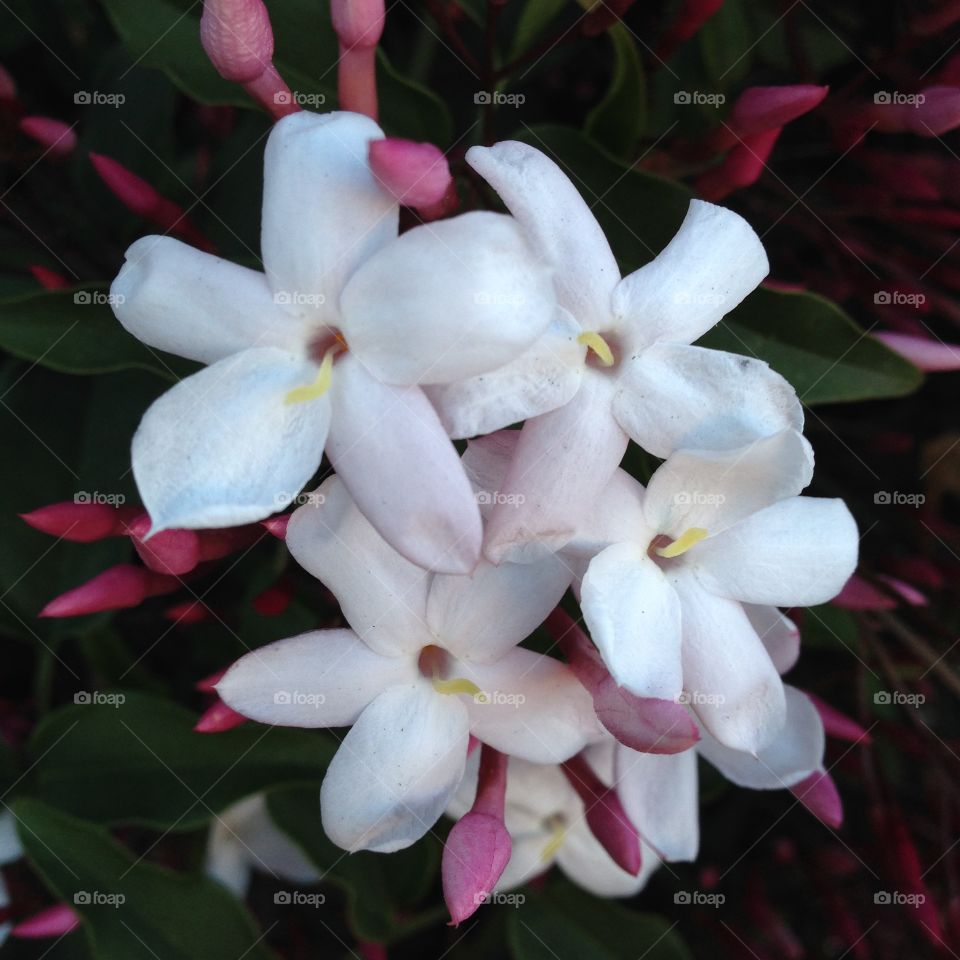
[
  {"xmin": 577, "ymin": 331, "xmax": 614, "ymax": 367},
  {"xmin": 431, "ymin": 676, "xmax": 483, "ymax": 697},
  {"xmin": 655, "ymin": 527, "xmax": 708, "ymax": 558},
  {"xmin": 540, "ymin": 820, "xmax": 568, "ymax": 862},
  {"xmin": 284, "ymin": 349, "xmax": 335, "ymax": 405}
]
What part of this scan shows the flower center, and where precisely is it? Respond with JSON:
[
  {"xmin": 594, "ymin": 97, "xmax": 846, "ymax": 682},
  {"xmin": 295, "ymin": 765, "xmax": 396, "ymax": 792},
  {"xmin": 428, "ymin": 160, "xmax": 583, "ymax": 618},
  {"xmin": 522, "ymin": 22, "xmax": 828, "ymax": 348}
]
[
  {"xmin": 649, "ymin": 527, "xmax": 708, "ymax": 560},
  {"xmin": 284, "ymin": 330, "xmax": 348, "ymax": 406},
  {"xmin": 540, "ymin": 813, "xmax": 568, "ymax": 862},
  {"xmin": 418, "ymin": 645, "xmax": 481, "ymax": 697},
  {"xmin": 577, "ymin": 330, "xmax": 616, "ymax": 368}
]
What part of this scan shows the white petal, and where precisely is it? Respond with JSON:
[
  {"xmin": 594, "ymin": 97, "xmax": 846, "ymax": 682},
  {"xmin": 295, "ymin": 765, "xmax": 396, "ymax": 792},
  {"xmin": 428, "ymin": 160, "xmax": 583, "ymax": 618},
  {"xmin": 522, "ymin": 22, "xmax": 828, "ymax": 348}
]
[
  {"xmin": 694, "ymin": 497, "xmax": 859, "ymax": 606},
  {"xmin": 615, "ymin": 746, "xmax": 699, "ymax": 862},
  {"xmin": 261, "ymin": 111, "xmax": 397, "ymax": 319},
  {"xmin": 459, "ymin": 649, "xmax": 603, "ymax": 762},
  {"xmin": 217, "ymin": 629, "xmax": 417, "ymax": 727},
  {"xmin": 494, "ymin": 833, "xmax": 554, "ymax": 892},
  {"xmin": 111, "ymin": 236, "xmax": 304, "ymax": 364},
  {"xmin": 320, "ymin": 683, "xmax": 469, "ymax": 852},
  {"xmin": 133, "ymin": 348, "xmax": 330, "ymax": 530},
  {"xmin": 744, "ymin": 605, "xmax": 800, "ymax": 675},
  {"xmin": 425, "ymin": 308, "xmax": 585, "ymax": 439},
  {"xmin": 612, "ymin": 199, "xmax": 768, "ymax": 350},
  {"xmin": 581, "ymin": 543, "xmax": 683, "ymax": 699},
  {"xmin": 427, "ymin": 557, "xmax": 572, "ymax": 663},
  {"xmin": 558, "ymin": 826, "xmax": 660, "ymax": 897},
  {"xmin": 0, "ymin": 811, "xmax": 21, "ymax": 866},
  {"xmin": 483, "ymin": 371, "xmax": 628, "ymax": 563},
  {"xmin": 326, "ymin": 354, "xmax": 482, "ymax": 574},
  {"xmin": 642, "ymin": 429, "xmax": 814, "ymax": 541},
  {"xmin": 674, "ymin": 573, "xmax": 786, "ymax": 753},
  {"xmin": 698, "ymin": 686, "xmax": 824, "ymax": 789},
  {"xmin": 205, "ymin": 825, "xmax": 252, "ymax": 897},
  {"xmin": 341, "ymin": 212, "xmax": 556, "ymax": 385},
  {"xmin": 286, "ymin": 475, "xmax": 433, "ymax": 657},
  {"xmin": 564, "ymin": 468, "xmax": 649, "ymax": 559},
  {"xmin": 462, "ymin": 430, "xmax": 521, "ymax": 515},
  {"xmin": 613, "ymin": 342, "xmax": 803, "ymax": 459},
  {"xmin": 466, "ymin": 140, "xmax": 620, "ymax": 324}
]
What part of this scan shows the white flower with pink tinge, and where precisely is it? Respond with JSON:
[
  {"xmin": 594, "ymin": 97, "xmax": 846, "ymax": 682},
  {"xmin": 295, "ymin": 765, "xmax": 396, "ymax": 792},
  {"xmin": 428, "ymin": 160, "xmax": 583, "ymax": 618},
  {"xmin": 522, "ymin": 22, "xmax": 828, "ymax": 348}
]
[
  {"xmin": 110, "ymin": 111, "xmax": 556, "ymax": 574},
  {"xmin": 428, "ymin": 139, "xmax": 803, "ymax": 563},
  {"xmin": 216, "ymin": 475, "xmax": 601, "ymax": 854}
]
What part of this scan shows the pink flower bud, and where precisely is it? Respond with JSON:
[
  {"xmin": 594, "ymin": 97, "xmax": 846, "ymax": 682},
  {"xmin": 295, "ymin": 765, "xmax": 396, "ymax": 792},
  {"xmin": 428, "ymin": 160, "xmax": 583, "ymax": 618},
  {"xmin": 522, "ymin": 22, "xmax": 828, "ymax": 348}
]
[
  {"xmin": 656, "ymin": 0, "xmax": 724, "ymax": 61},
  {"xmin": 11, "ymin": 904, "xmax": 81, "ymax": 938},
  {"xmin": 806, "ymin": 694, "xmax": 872, "ymax": 745},
  {"xmin": 876, "ymin": 331, "xmax": 960, "ymax": 371},
  {"xmin": 331, "ymin": 0, "xmax": 385, "ymax": 118},
  {"xmin": 0, "ymin": 64, "xmax": 15, "ymax": 101},
  {"xmin": 546, "ymin": 609, "xmax": 699, "ymax": 754},
  {"xmin": 19, "ymin": 117, "xmax": 77, "ymax": 157},
  {"xmin": 20, "ymin": 501, "xmax": 138, "ymax": 542},
  {"xmin": 126, "ymin": 514, "xmax": 202, "ymax": 576},
  {"xmin": 561, "ymin": 754, "xmax": 641, "ymax": 875},
  {"xmin": 194, "ymin": 698, "xmax": 248, "ymax": 733},
  {"xmin": 442, "ymin": 745, "xmax": 511, "ymax": 925},
  {"xmin": 261, "ymin": 515, "xmax": 290, "ymax": 539},
  {"xmin": 696, "ymin": 126, "xmax": 781, "ymax": 201},
  {"xmin": 723, "ymin": 85, "xmax": 829, "ymax": 143},
  {"xmin": 368, "ymin": 138, "xmax": 455, "ymax": 213},
  {"xmin": 164, "ymin": 600, "xmax": 215, "ymax": 624},
  {"xmin": 869, "ymin": 86, "xmax": 960, "ymax": 137},
  {"xmin": 89, "ymin": 153, "xmax": 212, "ymax": 250},
  {"xmin": 29, "ymin": 265, "xmax": 70, "ymax": 289},
  {"xmin": 252, "ymin": 581, "xmax": 293, "ymax": 616},
  {"xmin": 200, "ymin": 0, "xmax": 274, "ymax": 83},
  {"xmin": 790, "ymin": 770, "xmax": 842, "ymax": 828},
  {"xmin": 39, "ymin": 564, "xmax": 178, "ymax": 617}
]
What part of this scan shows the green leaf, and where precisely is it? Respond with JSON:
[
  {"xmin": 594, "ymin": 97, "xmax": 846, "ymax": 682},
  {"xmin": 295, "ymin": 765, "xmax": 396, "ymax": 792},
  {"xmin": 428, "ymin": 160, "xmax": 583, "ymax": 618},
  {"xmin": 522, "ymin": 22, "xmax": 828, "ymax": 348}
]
[
  {"xmin": 13, "ymin": 799, "xmax": 278, "ymax": 960},
  {"xmin": 507, "ymin": 879, "xmax": 691, "ymax": 960},
  {"xmin": 0, "ymin": 287, "xmax": 193, "ymax": 379},
  {"xmin": 698, "ymin": 0, "xmax": 752, "ymax": 90},
  {"xmin": 267, "ymin": 785, "xmax": 441, "ymax": 942},
  {"xmin": 800, "ymin": 604, "xmax": 860, "ymax": 654},
  {"xmin": 585, "ymin": 24, "xmax": 646, "ymax": 158},
  {"xmin": 515, "ymin": 125, "xmax": 692, "ymax": 273},
  {"xmin": 511, "ymin": 0, "xmax": 568, "ymax": 59},
  {"xmin": 698, "ymin": 287, "xmax": 923, "ymax": 404},
  {"xmin": 23, "ymin": 692, "xmax": 335, "ymax": 829}
]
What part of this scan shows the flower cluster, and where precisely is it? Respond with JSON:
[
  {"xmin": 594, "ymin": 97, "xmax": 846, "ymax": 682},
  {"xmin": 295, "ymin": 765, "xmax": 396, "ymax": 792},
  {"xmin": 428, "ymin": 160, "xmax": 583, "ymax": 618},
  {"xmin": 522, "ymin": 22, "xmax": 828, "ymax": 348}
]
[{"xmin": 107, "ymin": 108, "xmax": 858, "ymax": 921}]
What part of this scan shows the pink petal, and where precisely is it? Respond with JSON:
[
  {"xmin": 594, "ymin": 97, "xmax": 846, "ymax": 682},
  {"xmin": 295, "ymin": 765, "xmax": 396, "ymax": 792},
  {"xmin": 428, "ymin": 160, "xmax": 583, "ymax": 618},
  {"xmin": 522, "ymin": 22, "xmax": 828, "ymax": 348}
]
[
  {"xmin": 194, "ymin": 699, "xmax": 248, "ymax": 733},
  {"xmin": 19, "ymin": 116, "xmax": 76, "ymax": 156},
  {"xmin": 806, "ymin": 693, "xmax": 872, "ymax": 745},
  {"xmin": 697, "ymin": 127, "xmax": 781, "ymax": 201},
  {"xmin": 716, "ymin": 85, "xmax": 829, "ymax": 147},
  {"xmin": 29, "ymin": 265, "xmax": 70, "ymax": 289},
  {"xmin": 126, "ymin": 515, "xmax": 201, "ymax": 576}
]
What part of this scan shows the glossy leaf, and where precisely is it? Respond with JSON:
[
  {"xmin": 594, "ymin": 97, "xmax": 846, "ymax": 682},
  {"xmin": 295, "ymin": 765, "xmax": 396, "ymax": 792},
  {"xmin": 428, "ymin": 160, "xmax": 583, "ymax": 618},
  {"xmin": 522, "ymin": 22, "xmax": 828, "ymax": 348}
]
[{"xmin": 585, "ymin": 24, "xmax": 646, "ymax": 158}]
